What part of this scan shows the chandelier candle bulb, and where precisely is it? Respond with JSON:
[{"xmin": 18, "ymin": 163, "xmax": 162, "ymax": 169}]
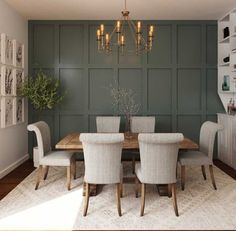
[
  {"xmin": 96, "ymin": 29, "xmax": 101, "ymax": 40},
  {"xmin": 137, "ymin": 21, "xmax": 141, "ymax": 33},
  {"xmin": 105, "ymin": 33, "xmax": 109, "ymax": 44},
  {"xmin": 150, "ymin": 25, "xmax": 154, "ymax": 33},
  {"xmin": 100, "ymin": 24, "xmax": 104, "ymax": 35},
  {"xmin": 116, "ymin": 21, "xmax": 121, "ymax": 33},
  {"xmin": 121, "ymin": 35, "xmax": 125, "ymax": 45}
]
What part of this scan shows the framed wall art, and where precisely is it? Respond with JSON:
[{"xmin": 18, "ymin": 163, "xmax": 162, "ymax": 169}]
[
  {"xmin": 13, "ymin": 40, "xmax": 24, "ymax": 68},
  {"xmin": 1, "ymin": 97, "xmax": 14, "ymax": 128},
  {"xmin": 0, "ymin": 33, "xmax": 13, "ymax": 65},
  {"xmin": 1, "ymin": 65, "xmax": 14, "ymax": 96},
  {"xmin": 14, "ymin": 69, "xmax": 24, "ymax": 96},
  {"xmin": 14, "ymin": 97, "xmax": 24, "ymax": 124}
]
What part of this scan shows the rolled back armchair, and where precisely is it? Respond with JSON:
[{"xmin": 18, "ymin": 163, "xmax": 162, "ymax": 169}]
[
  {"xmin": 27, "ymin": 121, "xmax": 51, "ymax": 161},
  {"xmin": 138, "ymin": 133, "xmax": 184, "ymax": 184},
  {"xmin": 199, "ymin": 121, "xmax": 224, "ymax": 161},
  {"xmin": 96, "ymin": 116, "xmax": 121, "ymax": 133},
  {"xmin": 80, "ymin": 133, "xmax": 124, "ymax": 184}
]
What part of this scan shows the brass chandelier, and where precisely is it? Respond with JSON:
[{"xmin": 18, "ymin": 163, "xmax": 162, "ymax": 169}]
[{"xmin": 96, "ymin": 0, "xmax": 154, "ymax": 55}]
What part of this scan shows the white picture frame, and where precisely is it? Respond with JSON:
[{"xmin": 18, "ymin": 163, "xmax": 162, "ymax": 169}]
[
  {"xmin": 1, "ymin": 97, "xmax": 14, "ymax": 128},
  {"xmin": 13, "ymin": 40, "xmax": 24, "ymax": 68},
  {"xmin": 14, "ymin": 97, "xmax": 24, "ymax": 124},
  {"xmin": 0, "ymin": 33, "xmax": 13, "ymax": 65},
  {"xmin": 1, "ymin": 65, "xmax": 14, "ymax": 96},
  {"xmin": 14, "ymin": 69, "xmax": 24, "ymax": 96}
]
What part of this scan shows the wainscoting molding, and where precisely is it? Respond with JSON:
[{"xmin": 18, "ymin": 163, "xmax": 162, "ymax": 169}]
[{"xmin": 28, "ymin": 20, "xmax": 224, "ymax": 156}]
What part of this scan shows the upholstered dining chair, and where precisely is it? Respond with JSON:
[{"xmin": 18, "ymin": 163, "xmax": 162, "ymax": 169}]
[
  {"xmin": 96, "ymin": 116, "xmax": 120, "ymax": 133},
  {"xmin": 178, "ymin": 121, "xmax": 223, "ymax": 190},
  {"xmin": 80, "ymin": 133, "xmax": 124, "ymax": 216},
  {"xmin": 27, "ymin": 121, "xmax": 76, "ymax": 191},
  {"xmin": 135, "ymin": 133, "xmax": 184, "ymax": 216},
  {"xmin": 130, "ymin": 116, "xmax": 155, "ymax": 173}
]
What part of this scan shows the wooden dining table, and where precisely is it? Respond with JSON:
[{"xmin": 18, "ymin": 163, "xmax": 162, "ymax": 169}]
[
  {"xmin": 55, "ymin": 132, "xmax": 199, "ymax": 196},
  {"xmin": 56, "ymin": 132, "xmax": 199, "ymax": 151}
]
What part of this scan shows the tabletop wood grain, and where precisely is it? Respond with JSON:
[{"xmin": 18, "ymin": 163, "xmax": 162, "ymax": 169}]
[{"xmin": 55, "ymin": 133, "xmax": 199, "ymax": 150}]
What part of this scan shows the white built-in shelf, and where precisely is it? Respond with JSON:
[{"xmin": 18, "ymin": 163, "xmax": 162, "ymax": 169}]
[
  {"xmin": 219, "ymin": 36, "xmax": 230, "ymax": 43},
  {"xmin": 219, "ymin": 90, "xmax": 236, "ymax": 94},
  {"xmin": 218, "ymin": 8, "xmax": 236, "ymax": 112},
  {"xmin": 219, "ymin": 62, "xmax": 230, "ymax": 66}
]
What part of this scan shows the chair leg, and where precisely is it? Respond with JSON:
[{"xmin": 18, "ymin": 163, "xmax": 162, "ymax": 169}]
[
  {"xmin": 209, "ymin": 165, "xmax": 217, "ymax": 190},
  {"xmin": 35, "ymin": 165, "xmax": 43, "ymax": 190},
  {"xmin": 135, "ymin": 175, "xmax": 140, "ymax": 198},
  {"xmin": 181, "ymin": 165, "xmax": 185, "ymax": 191},
  {"xmin": 116, "ymin": 183, "xmax": 122, "ymax": 216},
  {"xmin": 168, "ymin": 184, "xmax": 172, "ymax": 198},
  {"xmin": 120, "ymin": 179, "xmax": 123, "ymax": 198},
  {"xmin": 132, "ymin": 155, "xmax": 135, "ymax": 174},
  {"xmin": 67, "ymin": 166, "xmax": 71, "ymax": 191},
  {"xmin": 172, "ymin": 183, "xmax": 179, "ymax": 217},
  {"xmin": 140, "ymin": 183, "xmax": 146, "ymax": 216},
  {"xmin": 83, "ymin": 182, "xmax": 90, "ymax": 216},
  {"xmin": 44, "ymin": 166, "xmax": 49, "ymax": 180},
  {"xmin": 201, "ymin": 165, "xmax": 207, "ymax": 180},
  {"xmin": 71, "ymin": 161, "xmax": 76, "ymax": 180}
]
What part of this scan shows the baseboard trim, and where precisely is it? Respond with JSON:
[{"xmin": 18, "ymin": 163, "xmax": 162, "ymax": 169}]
[{"xmin": 0, "ymin": 154, "xmax": 29, "ymax": 179}]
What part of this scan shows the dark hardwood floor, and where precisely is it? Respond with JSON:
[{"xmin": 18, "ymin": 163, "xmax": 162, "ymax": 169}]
[
  {"xmin": 0, "ymin": 159, "xmax": 235, "ymax": 200},
  {"xmin": 0, "ymin": 160, "xmax": 35, "ymax": 200}
]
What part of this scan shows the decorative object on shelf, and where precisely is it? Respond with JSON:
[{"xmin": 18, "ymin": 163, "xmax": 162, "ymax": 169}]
[
  {"xmin": 13, "ymin": 40, "xmax": 24, "ymax": 68},
  {"xmin": 0, "ymin": 33, "xmax": 13, "ymax": 65},
  {"xmin": 109, "ymin": 80, "xmax": 140, "ymax": 139},
  {"xmin": 96, "ymin": 0, "xmax": 154, "ymax": 55},
  {"xmin": 1, "ymin": 66, "xmax": 14, "ymax": 96},
  {"xmin": 223, "ymin": 27, "xmax": 230, "ymax": 38},
  {"xmin": 223, "ymin": 56, "xmax": 230, "ymax": 63},
  {"xmin": 19, "ymin": 70, "xmax": 64, "ymax": 111},
  {"xmin": 222, "ymin": 75, "xmax": 230, "ymax": 91},
  {"xmin": 227, "ymin": 98, "xmax": 236, "ymax": 115}
]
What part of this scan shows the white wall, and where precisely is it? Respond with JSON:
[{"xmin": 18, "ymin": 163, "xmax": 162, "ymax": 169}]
[{"xmin": 0, "ymin": 0, "xmax": 28, "ymax": 178}]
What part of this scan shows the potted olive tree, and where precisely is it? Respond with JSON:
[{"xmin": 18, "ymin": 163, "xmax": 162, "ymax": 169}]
[{"xmin": 20, "ymin": 71, "xmax": 64, "ymax": 112}]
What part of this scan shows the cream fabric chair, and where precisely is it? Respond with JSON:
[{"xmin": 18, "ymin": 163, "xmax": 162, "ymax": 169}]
[
  {"xmin": 131, "ymin": 116, "xmax": 155, "ymax": 133},
  {"xmin": 130, "ymin": 116, "xmax": 155, "ymax": 173},
  {"xmin": 80, "ymin": 133, "xmax": 124, "ymax": 216},
  {"xmin": 27, "ymin": 121, "xmax": 76, "ymax": 190},
  {"xmin": 178, "ymin": 121, "xmax": 223, "ymax": 190},
  {"xmin": 136, "ymin": 133, "xmax": 184, "ymax": 216},
  {"xmin": 96, "ymin": 116, "xmax": 120, "ymax": 133}
]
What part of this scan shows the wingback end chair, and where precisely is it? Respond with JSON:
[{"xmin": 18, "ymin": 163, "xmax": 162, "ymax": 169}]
[
  {"xmin": 178, "ymin": 121, "xmax": 223, "ymax": 190},
  {"xmin": 27, "ymin": 121, "xmax": 76, "ymax": 190}
]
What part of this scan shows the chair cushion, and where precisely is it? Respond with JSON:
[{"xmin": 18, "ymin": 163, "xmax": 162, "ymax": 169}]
[
  {"xmin": 178, "ymin": 151, "xmax": 212, "ymax": 166},
  {"xmin": 40, "ymin": 151, "xmax": 75, "ymax": 166}
]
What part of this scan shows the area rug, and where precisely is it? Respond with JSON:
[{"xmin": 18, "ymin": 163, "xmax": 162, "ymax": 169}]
[{"xmin": 0, "ymin": 162, "xmax": 235, "ymax": 230}]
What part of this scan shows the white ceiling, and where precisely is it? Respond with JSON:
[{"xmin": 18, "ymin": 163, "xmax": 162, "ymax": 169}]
[{"xmin": 5, "ymin": 0, "xmax": 236, "ymax": 20}]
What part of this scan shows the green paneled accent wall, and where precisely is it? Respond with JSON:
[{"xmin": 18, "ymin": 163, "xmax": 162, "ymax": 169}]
[{"xmin": 28, "ymin": 20, "xmax": 224, "ymax": 155}]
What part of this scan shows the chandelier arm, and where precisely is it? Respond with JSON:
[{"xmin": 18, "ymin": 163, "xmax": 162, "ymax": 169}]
[{"xmin": 127, "ymin": 17, "xmax": 138, "ymax": 46}]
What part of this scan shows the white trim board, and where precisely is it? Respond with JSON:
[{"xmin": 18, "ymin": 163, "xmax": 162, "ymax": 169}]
[{"xmin": 0, "ymin": 154, "xmax": 29, "ymax": 179}]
